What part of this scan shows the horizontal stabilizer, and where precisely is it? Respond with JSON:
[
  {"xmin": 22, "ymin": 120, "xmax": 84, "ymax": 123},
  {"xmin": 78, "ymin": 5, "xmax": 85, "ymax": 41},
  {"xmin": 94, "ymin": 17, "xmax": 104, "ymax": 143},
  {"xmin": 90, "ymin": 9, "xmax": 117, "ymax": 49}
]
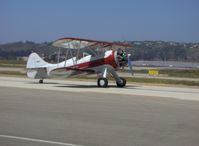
[{"xmin": 27, "ymin": 68, "xmax": 49, "ymax": 79}]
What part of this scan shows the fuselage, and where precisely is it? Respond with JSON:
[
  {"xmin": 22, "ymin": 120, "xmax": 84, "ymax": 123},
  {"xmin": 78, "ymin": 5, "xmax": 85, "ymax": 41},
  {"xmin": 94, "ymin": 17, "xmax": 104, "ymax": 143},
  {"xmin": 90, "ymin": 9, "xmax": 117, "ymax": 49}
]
[{"xmin": 51, "ymin": 50, "xmax": 119, "ymax": 75}]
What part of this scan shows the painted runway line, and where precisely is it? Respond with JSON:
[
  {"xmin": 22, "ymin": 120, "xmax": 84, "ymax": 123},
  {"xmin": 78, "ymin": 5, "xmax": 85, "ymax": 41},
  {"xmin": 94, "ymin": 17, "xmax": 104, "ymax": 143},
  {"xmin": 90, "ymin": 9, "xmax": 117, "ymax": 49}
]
[{"xmin": 0, "ymin": 135, "xmax": 84, "ymax": 146}]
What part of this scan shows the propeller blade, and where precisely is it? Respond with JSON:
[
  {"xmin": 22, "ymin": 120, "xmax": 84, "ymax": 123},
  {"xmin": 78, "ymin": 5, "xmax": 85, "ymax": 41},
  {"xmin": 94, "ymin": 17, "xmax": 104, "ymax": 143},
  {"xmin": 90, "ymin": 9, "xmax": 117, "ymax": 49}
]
[{"xmin": 127, "ymin": 54, "xmax": 133, "ymax": 75}]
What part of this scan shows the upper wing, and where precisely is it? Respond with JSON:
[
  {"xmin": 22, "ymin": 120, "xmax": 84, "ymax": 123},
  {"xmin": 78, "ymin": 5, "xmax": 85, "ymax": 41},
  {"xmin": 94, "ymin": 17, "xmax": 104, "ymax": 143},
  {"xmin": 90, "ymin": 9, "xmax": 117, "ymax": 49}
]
[{"xmin": 52, "ymin": 37, "xmax": 132, "ymax": 49}]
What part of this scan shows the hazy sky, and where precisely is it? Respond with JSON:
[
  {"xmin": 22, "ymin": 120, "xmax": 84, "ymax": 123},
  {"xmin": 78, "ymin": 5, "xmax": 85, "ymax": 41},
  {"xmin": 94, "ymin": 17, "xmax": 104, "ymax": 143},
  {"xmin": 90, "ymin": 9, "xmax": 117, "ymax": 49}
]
[{"xmin": 0, "ymin": 0, "xmax": 199, "ymax": 43}]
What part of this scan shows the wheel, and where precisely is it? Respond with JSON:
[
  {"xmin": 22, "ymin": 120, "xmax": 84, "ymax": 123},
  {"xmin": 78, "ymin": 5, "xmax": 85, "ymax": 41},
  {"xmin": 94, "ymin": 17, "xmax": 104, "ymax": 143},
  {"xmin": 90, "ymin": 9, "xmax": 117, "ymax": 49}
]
[
  {"xmin": 97, "ymin": 78, "xmax": 108, "ymax": 88},
  {"xmin": 116, "ymin": 77, "xmax": 126, "ymax": 87},
  {"xmin": 39, "ymin": 79, "xmax": 43, "ymax": 84}
]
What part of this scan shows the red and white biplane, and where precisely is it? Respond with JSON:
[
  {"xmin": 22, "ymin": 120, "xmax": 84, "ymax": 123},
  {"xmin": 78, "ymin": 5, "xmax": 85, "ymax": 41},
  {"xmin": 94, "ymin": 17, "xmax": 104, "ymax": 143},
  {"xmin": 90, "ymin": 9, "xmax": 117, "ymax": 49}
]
[{"xmin": 26, "ymin": 38, "xmax": 132, "ymax": 87}]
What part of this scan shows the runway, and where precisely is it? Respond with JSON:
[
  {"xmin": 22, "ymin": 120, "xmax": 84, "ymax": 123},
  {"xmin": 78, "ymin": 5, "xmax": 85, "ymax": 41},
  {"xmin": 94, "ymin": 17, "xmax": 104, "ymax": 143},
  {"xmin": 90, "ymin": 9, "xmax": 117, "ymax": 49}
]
[
  {"xmin": 0, "ymin": 76, "xmax": 199, "ymax": 101},
  {"xmin": 0, "ymin": 76, "xmax": 199, "ymax": 146}
]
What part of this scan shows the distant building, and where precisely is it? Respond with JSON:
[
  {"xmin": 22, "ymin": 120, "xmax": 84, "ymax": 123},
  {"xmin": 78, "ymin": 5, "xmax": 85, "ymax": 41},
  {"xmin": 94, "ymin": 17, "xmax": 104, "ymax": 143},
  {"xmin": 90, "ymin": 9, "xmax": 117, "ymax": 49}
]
[
  {"xmin": 190, "ymin": 45, "xmax": 199, "ymax": 48},
  {"xmin": 17, "ymin": 56, "xmax": 28, "ymax": 61}
]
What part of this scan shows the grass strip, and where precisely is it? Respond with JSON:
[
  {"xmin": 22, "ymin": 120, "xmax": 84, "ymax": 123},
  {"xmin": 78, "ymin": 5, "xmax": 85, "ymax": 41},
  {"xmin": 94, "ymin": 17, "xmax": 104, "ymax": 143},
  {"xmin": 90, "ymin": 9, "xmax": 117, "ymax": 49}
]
[
  {"xmin": 0, "ymin": 71, "xmax": 25, "ymax": 76},
  {"xmin": 0, "ymin": 71, "xmax": 198, "ymax": 86}
]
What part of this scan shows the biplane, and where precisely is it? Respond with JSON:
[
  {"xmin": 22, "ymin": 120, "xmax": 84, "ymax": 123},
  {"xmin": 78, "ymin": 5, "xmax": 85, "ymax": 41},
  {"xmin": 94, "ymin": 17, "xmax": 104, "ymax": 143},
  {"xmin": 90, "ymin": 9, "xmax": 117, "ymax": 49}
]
[{"xmin": 26, "ymin": 37, "xmax": 132, "ymax": 87}]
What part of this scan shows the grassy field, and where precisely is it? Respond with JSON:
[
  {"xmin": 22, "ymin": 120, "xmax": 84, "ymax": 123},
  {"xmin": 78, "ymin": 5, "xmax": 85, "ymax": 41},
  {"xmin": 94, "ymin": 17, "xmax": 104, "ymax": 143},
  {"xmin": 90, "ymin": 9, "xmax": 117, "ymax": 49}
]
[
  {"xmin": 0, "ymin": 71, "xmax": 25, "ymax": 76},
  {"xmin": 0, "ymin": 70, "xmax": 198, "ymax": 86},
  {"xmin": 1, "ymin": 59, "xmax": 199, "ymax": 78},
  {"xmin": 0, "ymin": 59, "xmax": 199, "ymax": 86},
  {"xmin": 0, "ymin": 59, "xmax": 25, "ymax": 67},
  {"xmin": 160, "ymin": 69, "xmax": 199, "ymax": 78},
  {"xmin": 130, "ymin": 69, "xmax": 199, "ymax": 78}
]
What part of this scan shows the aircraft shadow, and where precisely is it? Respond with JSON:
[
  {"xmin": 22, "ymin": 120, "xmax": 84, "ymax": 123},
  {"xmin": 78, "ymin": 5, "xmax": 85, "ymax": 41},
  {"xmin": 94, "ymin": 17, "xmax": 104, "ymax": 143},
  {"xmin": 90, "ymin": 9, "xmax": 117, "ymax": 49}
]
[
  {"xmin": 55, "ymin": 84, "xmax": 135, "ymax": 89},
  {"xmin": 56, "ymin": 85, "xmax": 99, "ymax": 88},
  {"xmin": 26, "ymin": 82, "xmax": 59, "ymax": 85},
  {"xmin": 26, "ymin": 81, "xmax": 140, "ymax": 88}
]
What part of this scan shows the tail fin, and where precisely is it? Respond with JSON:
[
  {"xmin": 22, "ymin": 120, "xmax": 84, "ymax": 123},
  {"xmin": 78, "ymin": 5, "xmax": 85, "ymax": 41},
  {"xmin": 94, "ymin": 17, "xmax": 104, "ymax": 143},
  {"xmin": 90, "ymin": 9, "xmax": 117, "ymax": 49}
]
[
  {"xmin": 26, "ymin": 53, "xmax": 50, "ymax": 79},
  {"xmin": 26, "ymin": 53, "xmax": 48, "ymax": 69}
]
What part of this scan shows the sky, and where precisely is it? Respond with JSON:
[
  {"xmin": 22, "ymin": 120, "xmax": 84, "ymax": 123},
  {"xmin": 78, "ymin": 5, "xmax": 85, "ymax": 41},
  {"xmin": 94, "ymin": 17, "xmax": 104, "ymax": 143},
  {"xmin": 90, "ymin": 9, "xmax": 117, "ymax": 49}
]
[{"xmin": 0, "ymin": 0, "xmax": 199, "ymax": 43}]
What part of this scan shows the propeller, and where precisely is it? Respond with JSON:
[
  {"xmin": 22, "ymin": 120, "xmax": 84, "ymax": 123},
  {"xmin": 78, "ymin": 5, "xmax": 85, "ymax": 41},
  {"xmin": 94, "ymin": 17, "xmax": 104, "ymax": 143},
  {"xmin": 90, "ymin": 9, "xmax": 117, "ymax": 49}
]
[
  {"xmin": 117, "ymin": 50, "xmax": 127, "ymax": 67},
  {"xmin": 117, "ymin": 49, "xmax": 133, "ymax": 75},
  {"xmin": 127, "ymin": 54, "xmax": 133, "ymax": 75}
]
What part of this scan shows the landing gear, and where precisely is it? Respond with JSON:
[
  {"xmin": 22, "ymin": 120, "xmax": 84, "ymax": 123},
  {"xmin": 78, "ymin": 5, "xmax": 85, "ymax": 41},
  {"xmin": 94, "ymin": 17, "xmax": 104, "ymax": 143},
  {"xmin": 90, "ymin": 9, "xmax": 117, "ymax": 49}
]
[
  {"xmin": 116, "ymin": 77, "xmax": 126, "ymax": 88},
  {"xmin": 39, "ymin": 79, "xmax": 43, "ymax": 84},
  {"xmin": 97, "ymin": 78, "xmax": 108, "ymax": 88},
  {"xmin": 97, "ymin": 65, "xmax": 127, "ymax": 88}
]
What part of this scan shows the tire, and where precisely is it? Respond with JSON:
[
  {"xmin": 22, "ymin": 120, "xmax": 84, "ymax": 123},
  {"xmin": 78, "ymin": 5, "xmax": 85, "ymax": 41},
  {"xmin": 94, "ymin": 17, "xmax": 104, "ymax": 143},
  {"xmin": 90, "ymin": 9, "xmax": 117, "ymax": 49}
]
[
  {"xmin": 39, "ymin": 79, "xmax": 43, "ymax": 84},
  {"xmin": 97, "ymin": 78, "xmax": 108, "ymax": 88},
  {"xmin": 116, "ymin": 77, "xmax": 126, "ymax": 87}
]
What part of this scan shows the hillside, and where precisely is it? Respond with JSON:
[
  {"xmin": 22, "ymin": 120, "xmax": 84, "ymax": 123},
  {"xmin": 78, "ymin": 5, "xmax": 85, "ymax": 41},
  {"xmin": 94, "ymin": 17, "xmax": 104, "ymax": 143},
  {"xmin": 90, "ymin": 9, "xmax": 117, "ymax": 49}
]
[
  {"xmin": 0, "ymin": 41, "xmax": 199, "ymax": 62},
  {"xmin": 131, "ymin": 41, "xmax": 199, "ymax": 62}
]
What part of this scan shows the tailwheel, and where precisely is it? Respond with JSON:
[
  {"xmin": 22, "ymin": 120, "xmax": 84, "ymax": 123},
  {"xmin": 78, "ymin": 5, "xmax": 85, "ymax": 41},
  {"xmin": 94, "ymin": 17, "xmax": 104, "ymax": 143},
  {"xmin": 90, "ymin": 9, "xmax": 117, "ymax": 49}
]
[
  {"xmin": 39, "ymin": 79, "xmax": 43, "ymax": 84},
  {"xmin": 97, "ymin": 78, "xmax": 108, "ymax": 88},
  {"xmin": 116, "ymin": 77, "xmax": 126, "ymax": 88}
]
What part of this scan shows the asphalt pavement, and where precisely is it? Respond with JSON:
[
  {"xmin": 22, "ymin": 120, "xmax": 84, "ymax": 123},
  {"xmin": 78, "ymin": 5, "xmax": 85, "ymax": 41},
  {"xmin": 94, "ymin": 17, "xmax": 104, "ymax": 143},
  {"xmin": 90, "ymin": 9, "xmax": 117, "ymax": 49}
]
[{"xmin": 0, "ymin": 86, "xmax": 199, "ymax": 146}]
